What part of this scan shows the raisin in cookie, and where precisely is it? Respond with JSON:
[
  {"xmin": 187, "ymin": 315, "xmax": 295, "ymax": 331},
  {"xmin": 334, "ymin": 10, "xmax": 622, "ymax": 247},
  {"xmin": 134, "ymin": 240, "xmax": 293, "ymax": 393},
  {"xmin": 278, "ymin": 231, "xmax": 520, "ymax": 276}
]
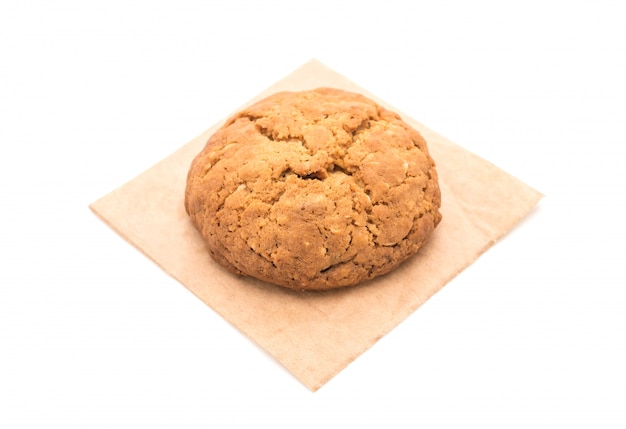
[{"xmin": 184, "ymin": 88, "xmax": 442, "ymax": 291}]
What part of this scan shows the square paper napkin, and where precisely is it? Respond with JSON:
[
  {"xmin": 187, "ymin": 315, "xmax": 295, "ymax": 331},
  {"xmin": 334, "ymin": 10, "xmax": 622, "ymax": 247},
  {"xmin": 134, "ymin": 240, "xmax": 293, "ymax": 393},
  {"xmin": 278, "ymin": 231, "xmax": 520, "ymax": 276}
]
[{"xmin": 90, "ymin": 60, "xmax": 542, "ymax": 391}]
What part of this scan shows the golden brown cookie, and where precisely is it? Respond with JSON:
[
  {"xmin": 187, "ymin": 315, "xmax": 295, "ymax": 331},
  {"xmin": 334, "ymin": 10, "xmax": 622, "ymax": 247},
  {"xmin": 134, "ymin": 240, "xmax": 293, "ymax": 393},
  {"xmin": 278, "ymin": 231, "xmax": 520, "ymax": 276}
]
[{"xmin": 185, "ymin": 88, "xmax": 442, "ymax": 290}]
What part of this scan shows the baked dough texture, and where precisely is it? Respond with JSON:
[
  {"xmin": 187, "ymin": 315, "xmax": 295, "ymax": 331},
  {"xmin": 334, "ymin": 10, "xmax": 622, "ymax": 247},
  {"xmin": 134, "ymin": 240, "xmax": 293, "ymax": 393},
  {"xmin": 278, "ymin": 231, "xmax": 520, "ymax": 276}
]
[{"xmin": 185, "ymin": 88, "xmax": 442, "ymax": 290}]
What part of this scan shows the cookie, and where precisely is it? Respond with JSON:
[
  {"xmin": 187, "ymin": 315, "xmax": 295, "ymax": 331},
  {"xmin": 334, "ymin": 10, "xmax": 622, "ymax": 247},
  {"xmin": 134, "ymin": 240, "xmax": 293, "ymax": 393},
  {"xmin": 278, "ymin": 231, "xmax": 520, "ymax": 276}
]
[{"xmin": 184, "ymin": 88, "xmax": 442, "ymax": 291}]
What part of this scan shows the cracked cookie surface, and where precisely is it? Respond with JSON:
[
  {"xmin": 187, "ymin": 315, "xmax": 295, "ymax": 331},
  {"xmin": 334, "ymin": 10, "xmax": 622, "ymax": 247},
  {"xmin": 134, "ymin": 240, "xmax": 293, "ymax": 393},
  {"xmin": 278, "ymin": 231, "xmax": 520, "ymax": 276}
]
[{"xmin": 184, "ymin": 88, "xmax": 442, "ymax": 290}]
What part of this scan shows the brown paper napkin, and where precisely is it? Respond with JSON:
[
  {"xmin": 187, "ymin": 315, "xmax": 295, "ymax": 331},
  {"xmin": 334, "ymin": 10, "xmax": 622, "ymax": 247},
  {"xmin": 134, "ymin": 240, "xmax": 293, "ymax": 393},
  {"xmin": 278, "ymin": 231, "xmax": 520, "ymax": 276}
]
[{"xmin": 90, "ymin": 60, "xmax": 543, "ymax": 391}]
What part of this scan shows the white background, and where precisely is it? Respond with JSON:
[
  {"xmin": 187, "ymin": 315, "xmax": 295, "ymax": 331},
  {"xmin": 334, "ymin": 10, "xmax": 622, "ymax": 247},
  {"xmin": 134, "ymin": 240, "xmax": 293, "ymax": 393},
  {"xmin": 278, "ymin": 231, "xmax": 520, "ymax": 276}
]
[{"xmin": 1, "ymin": 1, "xmax": 625, "ymax": 427}]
